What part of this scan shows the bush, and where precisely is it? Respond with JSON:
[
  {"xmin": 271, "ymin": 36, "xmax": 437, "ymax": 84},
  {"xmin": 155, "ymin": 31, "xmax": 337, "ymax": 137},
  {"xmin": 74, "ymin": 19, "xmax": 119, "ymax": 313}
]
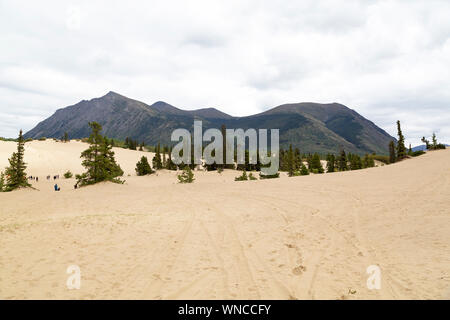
[
  {"xmin": 300, "ymin": 163, "xmax": 309, "ymax": 175},
  {"xmin": 411, "ymin": 150, "xmax": 425, "ymax": 157},
  {"xmin": 38, "ymin": 137, "xmax": 46, "ymax": 141},
  {"xmin": 235, "ymin": 170, "xmax": 248, "ymax": 181},
  {"xmin": 64, "ymin": 171, "xmax": 73, "ymax": 179},
  {"xmin": 248, "ymin": 173, "xmax": 257, "ymax": 180},
  {"xmin": 0, "ymin": 172, "xmax": 5, "ymax": 192},
  {"xmin": 178, "ymin": 167, "xmax": 195, "ymax": 183},
  {"xmin": 135, "ymin": 156, "xmax": 153, "ymax": 176}
]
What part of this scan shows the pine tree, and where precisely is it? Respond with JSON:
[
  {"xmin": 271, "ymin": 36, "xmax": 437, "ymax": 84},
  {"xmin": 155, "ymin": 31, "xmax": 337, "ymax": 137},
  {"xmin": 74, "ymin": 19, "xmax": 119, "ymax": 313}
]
[
  {"xmin": 136, "ymin": 156, "xmax": 153, "ymax": 176},
  {"xmin": 350, "ymin": 154, "xmax": 362, "ymax": 170},
  {"xmin": 421, "ymin": 136, "xmax": 430, "ymax": 149},
  {"xmin": 0, "ymin": 171, "xmax": 5, "ymax": 192},
  {"xmin": 152, "ymin": 143, "xmax": 163, "ymax": 169},
  {"xmin": 306, "ymin": 153, "xmax": 313, "ymax": 170},
  {"xmin": 408, "ymin": 144, "xmax": 412, "ymax": 156},
  {"xmin": 338, "ymin": 149, "xmax": 348, "ymax": 171},
  {"xmin": 300, "ymin": 163, "xmax": 309, "ymax": 175},
  {"xmin": 287, "ymin": 144, "xmax": 295, "ymax": 177},
  {"xmin": 326, "ymin": 154, "xmax": 335, "ymax": 173},
  {"xmin": 63, "ymin": 132, "xmax": 69, "ymax": 142},
  {"xmin": 396, "ymin": 120, "xmax": 406, "ymax": 159},
  {"xmin": 76, "ymin": 122, "xmax": 124, "ymax": 186},
  {"xmin": 294, "ymin": 148, "xmax": 302, "ymax": 171},
  {"xmin": 166, "ymin": 146, "xmax": 177, "ymax": 170},
  {"xmin": 4, "ymin": 130, "xmax": 30, "ymax": 191},
  {"xmin": 311, "ymin": 153, "xmax": 324, "ymax": 173},
  {"xmin": 432, "ymin": 132, "xmax": 437, "ymax": 149},
  {"xmin": 389, "ymin": 140, "xmax": 396, "ymax": 164},
  {"xmin": 178, "ymin": 166, "xmax": 195, "ymax": 183}
]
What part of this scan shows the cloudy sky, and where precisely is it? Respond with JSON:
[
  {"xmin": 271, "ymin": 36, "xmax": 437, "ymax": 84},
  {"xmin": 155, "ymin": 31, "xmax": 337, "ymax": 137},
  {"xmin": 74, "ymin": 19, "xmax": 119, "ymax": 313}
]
[{"xmin": 1, "ymin": 0, "xmax": 449, "ymax": 146}]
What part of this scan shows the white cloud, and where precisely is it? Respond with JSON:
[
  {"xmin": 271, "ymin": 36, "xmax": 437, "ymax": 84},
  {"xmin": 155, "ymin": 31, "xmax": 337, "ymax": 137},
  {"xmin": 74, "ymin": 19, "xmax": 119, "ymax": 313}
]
[{"xmin": 0, "ymin": 0, "xmax": 449, "ymax": 146}]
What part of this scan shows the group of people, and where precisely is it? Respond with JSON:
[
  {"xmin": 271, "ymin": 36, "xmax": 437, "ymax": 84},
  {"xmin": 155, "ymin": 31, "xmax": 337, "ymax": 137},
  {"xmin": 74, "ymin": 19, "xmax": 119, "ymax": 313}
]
[{"xmin": 28, "ymin": 174, "xmax": 65, "ymax": 191}]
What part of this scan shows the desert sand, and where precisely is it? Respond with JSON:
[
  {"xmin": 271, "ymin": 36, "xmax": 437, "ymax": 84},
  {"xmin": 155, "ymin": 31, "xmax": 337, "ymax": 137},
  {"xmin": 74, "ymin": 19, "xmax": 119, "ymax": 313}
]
[{"xmin": 0, "ymin": 140, "xmax": 449, "ymax": 300}]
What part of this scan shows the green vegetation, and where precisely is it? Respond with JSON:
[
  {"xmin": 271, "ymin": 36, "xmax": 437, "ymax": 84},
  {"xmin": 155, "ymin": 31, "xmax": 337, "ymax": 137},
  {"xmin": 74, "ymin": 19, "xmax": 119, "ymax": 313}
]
[
  {"xmin": 411, "ymin": 150, "xmax": 425, "ymax": 157},
  {"xmin": 64, "ymin": 171, "xmax": 73, "ymax": 179},
  {"xmin": 135, "ymin": 156, "xmax": 154, "ymax": 176},
  {"xmin": 235, "ymin": 170, "xmax": 248, "ymax": 181},
  {"xmin": 152, "ymin": 143, "xmax": 163, "ymax": 170},
  {"xmin": 300, "ymin": 163, "xmax": 309, "ymax": 175},
  {"xmin": 76, "ymin": 122, "xmax": 124, "ymax": 186},
  {"xmin": 389, "ymin": 141, "xmax": 396, "ymax": 164},
  {"xmin": 3, "ymin": 130, "xmax": 31, "ymax": 192},
  {"xmin": 0, "ymin": 172, "xmax": 5, "ymax": 192},
  {"xmin": 177, "ymin": 166, "xmax": 195, "ymax": 183},
  {"xmin": 396, "ymin": 120, "xmax": 406, "ymax": 159}
]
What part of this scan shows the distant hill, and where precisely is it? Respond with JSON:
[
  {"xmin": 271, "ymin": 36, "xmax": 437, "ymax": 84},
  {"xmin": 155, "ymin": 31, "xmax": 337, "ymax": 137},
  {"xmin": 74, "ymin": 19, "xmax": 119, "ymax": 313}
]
[{"xmin": 24, "ymin": 91, "xmax": 395, "ymax": 155}]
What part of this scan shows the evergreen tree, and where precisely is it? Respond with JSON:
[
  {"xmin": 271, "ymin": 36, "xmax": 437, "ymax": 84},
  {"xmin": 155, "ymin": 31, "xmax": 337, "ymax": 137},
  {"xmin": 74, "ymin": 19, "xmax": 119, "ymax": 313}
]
[
  {"xmin": 76, "ymin": 122, "xmax": 124, "ymax": 186},
  {"xmin": 408, "ymin": 144, "xmax": 412, "ymax": 156},
  {"xmin": 396, "ymin": 120, "xmax": 406, "ymax": 159},
  {"xmin": 166, "ymin": 146, "xmax": 177, "ymax": 170},
  {"xmin": 152, "ymin": 143, "xmax": 163, "ymax": 169},
  {"xmin": 136, "ymin": 156, "xmax": 153, "ymax": 176},
  {"xmin": 0, "ymin": 171, "xmax": 5, "ymax": 192},
  {"xmin": 389, "ymin": 140, "xmax": 396, "ymax": 164},
  {"xmin": 311, "ymin": 153, "xmax": 324, "ymax": 173},
  {"xmin": 63, "ymin": 132, "xmax": 69, "ymax": 142},
  {"xmin": 421, "ymin": 136, "xmax": 430, "ymax": 149},
  {"xmin": 294, "ymin": 148, "xmax": 302, "ymax": 171},
  {"xmin": 4, "ymin": 130, "xmax": 30, "ymax": 191},
  {"xmin": 432, "ymin": 132, "xmax": 437, "ymax": 149},
  {"xmin": 287, "ymin": 144, "xmax": 295, "ymax": 177},
  {"xmin": 178, "ymin": 166, "xmax": 195, "ymax": 183},
  {"xmin": 300, "ymin": 163, "xmax": 309, "ymax": 175},
  {"xmin": 362, "ymin": 154, "xmax": 374, "ymax": 168},
  {"xmin": 338, "ymin": 149, "xmax": 348, "ymax": 171},
  {"xmin": 326, "ymin": 153, "xmax": 335, "ymax": 173},
  {"xmin": 350, "ymin": 154, "xmax": 362, "ymax": 170},
  {"xmin": 306, "ymin": 153, "xmax": 313, "ymax": 169}
]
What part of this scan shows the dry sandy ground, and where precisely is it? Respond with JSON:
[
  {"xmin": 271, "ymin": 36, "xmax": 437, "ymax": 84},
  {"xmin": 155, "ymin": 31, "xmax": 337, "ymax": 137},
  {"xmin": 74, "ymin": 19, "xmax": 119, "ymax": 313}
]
[{"xmin": 0, "ymin": 140, "xmax": 449, "ymax": 300}]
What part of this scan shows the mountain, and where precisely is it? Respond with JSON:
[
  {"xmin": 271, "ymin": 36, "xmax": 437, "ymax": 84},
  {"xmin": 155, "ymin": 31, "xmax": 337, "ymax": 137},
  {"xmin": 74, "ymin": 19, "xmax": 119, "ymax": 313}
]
[{"xmin": 24, "ymin": 91, "xmax": 395, "ymax": 155}]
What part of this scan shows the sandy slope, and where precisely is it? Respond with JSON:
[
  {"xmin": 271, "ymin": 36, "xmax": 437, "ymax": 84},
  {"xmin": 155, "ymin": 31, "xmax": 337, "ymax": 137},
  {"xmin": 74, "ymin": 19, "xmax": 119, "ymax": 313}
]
[{"xmin": 0, "ymin": 140, "xmax": 449, "ymax": 300}]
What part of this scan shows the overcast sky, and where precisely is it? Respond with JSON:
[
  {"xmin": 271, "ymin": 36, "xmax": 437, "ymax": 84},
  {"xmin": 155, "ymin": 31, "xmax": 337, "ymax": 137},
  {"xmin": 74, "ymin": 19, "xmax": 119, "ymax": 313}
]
[{"xmin": 1, "ymin": 0, "xmax": 449, "ymax": 146}]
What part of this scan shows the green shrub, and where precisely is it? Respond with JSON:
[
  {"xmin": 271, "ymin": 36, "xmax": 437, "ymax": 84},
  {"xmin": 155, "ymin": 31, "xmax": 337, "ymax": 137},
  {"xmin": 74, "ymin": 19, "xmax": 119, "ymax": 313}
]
[
  {"xmin": 248, "ymin": 173, "xmax": 257, "ymax": 180},
  {"xmin": 64, "ymin": 171, "xmax": 73, "ymax": 179},
  {"xmin": 178, "ymin": 167, "xmax": 195, "ymax": 183},
  {"xmin": 411, "ymin": 150, "xmax": 425, "ymax": 157},
  {"xmin": 0, "ymin": 172, "xmax": 5, "ymax": 192},
  {"xmin": 135, "ymin": 156, "xmax": 153, "ymax": 176},
  {"xmin": 38, "ymin": 137, "xmax": 47, "ymax": 141},
  {"xmin": 300, "ymin": 163, "xmax": 309, "ymax": 175},
  {"xmin": 235, "ymin": 170, "xmax": 248, "ymax": 181}
]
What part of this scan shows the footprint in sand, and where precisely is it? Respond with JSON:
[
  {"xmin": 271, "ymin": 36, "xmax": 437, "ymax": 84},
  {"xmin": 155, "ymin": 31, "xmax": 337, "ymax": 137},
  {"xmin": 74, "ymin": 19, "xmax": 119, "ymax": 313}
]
[{"xmin": 292, "ymin": 265, "xmax": 306, "ymax": 275}]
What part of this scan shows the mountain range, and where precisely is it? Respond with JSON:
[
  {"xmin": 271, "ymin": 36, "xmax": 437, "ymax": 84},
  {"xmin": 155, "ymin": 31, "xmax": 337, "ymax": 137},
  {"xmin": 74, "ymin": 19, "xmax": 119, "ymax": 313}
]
[{"xmin": 24, "ymin": 91, "xmax": 395, "ymax": 155}]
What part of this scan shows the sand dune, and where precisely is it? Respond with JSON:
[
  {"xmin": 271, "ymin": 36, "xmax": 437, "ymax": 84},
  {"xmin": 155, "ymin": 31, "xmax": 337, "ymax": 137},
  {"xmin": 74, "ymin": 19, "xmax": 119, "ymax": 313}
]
[{"xmin": 0, "ymin": 140, "xmax": 449, "ymax": 299}]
